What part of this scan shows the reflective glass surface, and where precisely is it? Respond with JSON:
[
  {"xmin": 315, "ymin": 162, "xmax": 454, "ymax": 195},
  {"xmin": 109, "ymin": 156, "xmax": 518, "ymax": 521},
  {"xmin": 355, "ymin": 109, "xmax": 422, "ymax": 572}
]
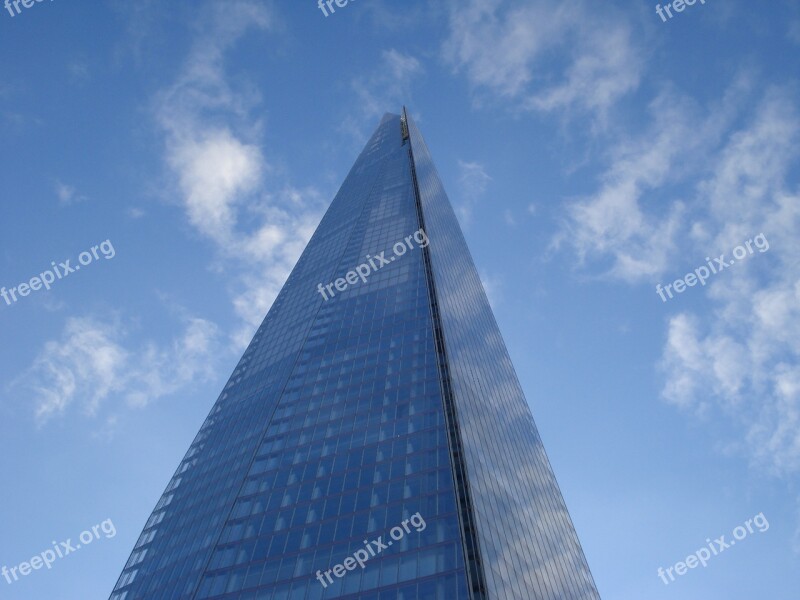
[
  {"xmin": 407, "ymin": 113, "xmax": 601, "ymax": 599},
  {"xmin": 111, "ymin": 114, "xmax": 469, "ymax": 600}
]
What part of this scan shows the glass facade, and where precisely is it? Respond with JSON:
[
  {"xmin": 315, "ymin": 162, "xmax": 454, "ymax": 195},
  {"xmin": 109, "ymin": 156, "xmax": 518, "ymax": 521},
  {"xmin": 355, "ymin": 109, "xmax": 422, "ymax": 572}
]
[{"xmin": 110, "ymin": 111, "xmax": 599, "ymax": 600}]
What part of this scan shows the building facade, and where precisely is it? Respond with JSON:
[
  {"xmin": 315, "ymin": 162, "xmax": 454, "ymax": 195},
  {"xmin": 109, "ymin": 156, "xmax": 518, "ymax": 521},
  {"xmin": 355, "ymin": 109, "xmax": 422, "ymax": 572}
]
[{"xmin": 110, "ymin": 110, "xmax": 600, "ymax": 600}]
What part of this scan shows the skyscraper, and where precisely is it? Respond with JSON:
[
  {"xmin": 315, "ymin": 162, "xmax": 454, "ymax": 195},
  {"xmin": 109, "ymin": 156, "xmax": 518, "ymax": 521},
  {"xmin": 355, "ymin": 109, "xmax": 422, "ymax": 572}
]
[{"xmin": 110, "ymin": 109, "xmax": 600, "ymax": 600}]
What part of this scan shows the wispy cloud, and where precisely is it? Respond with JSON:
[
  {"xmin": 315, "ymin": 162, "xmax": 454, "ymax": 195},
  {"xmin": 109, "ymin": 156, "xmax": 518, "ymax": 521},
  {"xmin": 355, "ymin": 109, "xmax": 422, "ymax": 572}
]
[
  {"xmin": 154, "ymin": 0, "xmax": 325, "ymax": 348},
  {"xmin": 341, "ymin": 49, "xmax": 423, "ymax": 143},
  {"xmin": 13, "ymin": 314, "xmax": 220, "ymax": 426},
  {"xmin": 67, "ymin": 59, "xmax": 90, "ymax": 83},
  {"xmin": 553, "ymin": 72, "xmax": 800, "ymax": 478},
  {"xmin": 553, "ymin": 79, "xmax": 750, "ymax": 282},
  {"xmin": 443, "ymin": 0, "xmax": 642, "ymax": 121},
  {"xmin": 659, "ymin": 88, "xmax": 800, "ymax": 477},
  {"xmin": 55, "ymin": 180, "xmax": 88, "ymax": 206},
  {"xmin": 455, "ymin": 159, "xmax": 491, "ymax": 226}
]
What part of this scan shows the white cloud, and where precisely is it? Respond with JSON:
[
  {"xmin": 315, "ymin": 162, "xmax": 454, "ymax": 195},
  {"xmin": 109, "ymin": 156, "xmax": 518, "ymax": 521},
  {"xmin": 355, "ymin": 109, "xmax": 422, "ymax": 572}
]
[
  {"xmin": 383, "ymin": 48, "xmax": 423, "ymax": 88},
  {"xmin": 55, "ymin": 180, "xmax": 87, "ymax": 205},
  {"xmin": 155, "ymin": 1, "xmax": 325, "ymax": 347},
  {"xmin": 702, "ymin": 88, "xmax": 800, "ymax": 235},
  {"xmin": 523, "ymin": 22, "xmax": 639, "ymax": 116},
  {"xmin": 16, "ymin": 315, "xmax": 220, "ymax": 425},
  {"xmin": 342, "ymin": 49, "xmax": 423, "ymax": 143},
  {"xmin": 167, "ymin": 128, "xmax": 264, "ymax": 244},
  {"xmin": 549, "ymin": 72, "xmax": 800, "ymax": 477},
  {"xmin": 443, "ymin": 0, "xmax": 642, "ymax": 119},
  {"xmin": 553, "ymin": 81, "xmax": 749, "ymax": 282},
  {"xmin": 658, "ymin": 89, "xmax": 800, "ymax": 477},
  {"xmin": 126, "ymin": 316, "xmax": 220, "ymax": 408},
  {"xmin": 661, "ymin": 313, "xmax": 749, "ymax": 412},
  {"xmin": 552, "ymin": 101, "xmax": 688, "ymax": 280},
  {"xmin": 456, "ymin": 159, "xmax": 491, "ymax": 226}
]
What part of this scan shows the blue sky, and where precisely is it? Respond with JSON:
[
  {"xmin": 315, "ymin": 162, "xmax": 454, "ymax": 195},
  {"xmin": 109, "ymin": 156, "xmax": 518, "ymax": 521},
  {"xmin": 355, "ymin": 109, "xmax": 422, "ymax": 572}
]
[{"xmin": 1, "ymin": 0, "xmax": 799, "ymax": 598}]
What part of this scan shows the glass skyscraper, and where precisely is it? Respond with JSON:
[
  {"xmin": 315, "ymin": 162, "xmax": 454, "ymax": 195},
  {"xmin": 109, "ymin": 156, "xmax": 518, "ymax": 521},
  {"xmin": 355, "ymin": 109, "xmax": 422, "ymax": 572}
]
[{"xmin": 110, "ymin": 110, "xmax": 600, "ymax": 600}]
